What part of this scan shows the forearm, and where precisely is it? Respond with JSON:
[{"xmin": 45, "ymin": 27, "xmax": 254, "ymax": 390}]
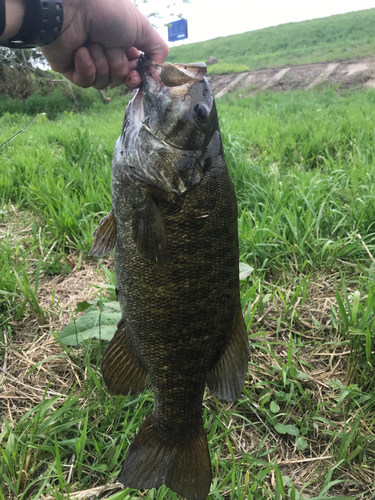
[{"xmin": 0, "ymin": 0, "xmax": 25, "ymax": 40}]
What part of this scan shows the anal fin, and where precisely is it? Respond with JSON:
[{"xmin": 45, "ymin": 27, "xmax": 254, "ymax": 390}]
[
  {"xmin": 89, "ymin": 209, "xmax": 116, "ymax": 257},
  {"xmin": 207, "ymin": 304, "xmax": 249, "ymax": 401},
  {"xmin": 118, "ymin": 417, "xmax": 212, "ymax": 500},
  {"xmin": 101, "ymin": 319, "xmax": 147, "ymax": 395}
]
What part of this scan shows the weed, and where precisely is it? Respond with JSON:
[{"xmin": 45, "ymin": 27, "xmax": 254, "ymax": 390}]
[{"xmin": 332, "ymin": 273, "xmax": 375, "ymax": 389}]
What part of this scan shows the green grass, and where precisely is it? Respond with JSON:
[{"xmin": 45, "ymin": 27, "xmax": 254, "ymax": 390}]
[
  {"xmin": 219, "ymin": 87, "xmax": 375, "ymax": 271},
  {"xmin": 0, "ymin": 99, "xmax": 129, "ymax": 253},
  {"xmin": 0, "ymin": 90, "xmax": 96, "ymax": 119},
  {"xmin": 207, "ymin": 63, "xmax": 250, "ymax": 76},
  {"xmin": 168, "ymin": 8, "xmax": 375, "ymax": 71},
  {"xmin": 1, "ymin": 85, "xmax": 375, "ymax": 499}
]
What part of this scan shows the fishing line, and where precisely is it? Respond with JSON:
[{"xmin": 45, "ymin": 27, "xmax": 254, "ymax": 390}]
[{"xmin": 0, "ymin": 113, "xmax": 46, "ymax": 148}]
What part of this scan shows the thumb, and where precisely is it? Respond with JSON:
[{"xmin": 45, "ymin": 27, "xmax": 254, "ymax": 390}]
[{"xmin": 132, "ymin": 10, "xmax": 169, "ymax": 64}]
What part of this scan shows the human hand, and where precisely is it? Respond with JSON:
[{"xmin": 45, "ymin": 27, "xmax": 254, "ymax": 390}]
[{"xmin": 41, "ymin": 0, "xmax": 169, "ymax": 89}]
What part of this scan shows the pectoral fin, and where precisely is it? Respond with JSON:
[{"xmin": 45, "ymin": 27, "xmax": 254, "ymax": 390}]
[
  {"xmin": 132, "ymin": 197, "xmax": 167, "ymax": 265},
  {"xmin": 89, "ymin": 209, "xmax": 116, "ymax": 257},
  {"xmin": 101, "ymin": 319, "xmax": 147, "ymax": 395},
  {"xmin": 207, "ymin": 304, "xmax": 249, "ymax": 401}
]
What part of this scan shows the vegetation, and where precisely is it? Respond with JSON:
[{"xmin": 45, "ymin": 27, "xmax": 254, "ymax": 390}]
[
  {"xmin": 0, "ymin": 48, "xmax": 129, "ymax": 117},
  {"xmin": 0, "ymin": 90, "xmax": 99, "ymax": 119},
  {"xmin": 1, "ymin": 7, "xmax": 375, "ymax": 116},
  {"xmin": 1, "ymin": 82, "xmax": 375, "ymax": 499},
  {"xmin": 168, "ymin": 8, "xmax": 375, "ymax": 72}
]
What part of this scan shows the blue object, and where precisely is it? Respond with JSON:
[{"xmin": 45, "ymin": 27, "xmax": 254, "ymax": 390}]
[{"xmin": 168, "ymin": 19, "xmax": 188, "ymax": 42}]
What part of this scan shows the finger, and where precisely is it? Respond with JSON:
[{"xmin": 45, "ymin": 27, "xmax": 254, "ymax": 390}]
[
  {"xmin": 124, "ymin": 59, "xmax": 140, "ymax": 87},
  {"xmin": 124, "ymin": 69, "xmax": 141, "ymax": 88},
  {"xmin": 105, "ymin": 47, "xmax": 130, "ymax": 87},
  {"xmin": 123, "ymin": 51, "xmax": 140, "ymax": 87},
  {"xmin": 132, "ymin": 14, "xmax": 169, "ymax": 64},
  {"xmin": 146, "ymin": 47, "xmax": 169, "ymax": 65},
  {"xmin": 125, "ymin": 46, "xmax": 141, "ymax": 62},
  {"xmin": 71, "ymin": 47, "xmax": 96, "ymax": 88},
  {"xmin": 126, "ymin": 58, "xmax": 139, "ymax": 74},
  {"xmin": 88, "ymin": 43, "xmax": 110, "ymax": 90}
]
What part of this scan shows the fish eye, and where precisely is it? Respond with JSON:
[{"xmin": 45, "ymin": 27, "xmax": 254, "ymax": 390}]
[{"xmin": 194, "ymin": 103, "xmax": 209, "ymax": 121}]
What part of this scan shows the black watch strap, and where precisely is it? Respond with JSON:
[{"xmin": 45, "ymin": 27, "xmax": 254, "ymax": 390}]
[
  {"xmin": 0, "ymin": 0, "xmax": 63, "ymax": 49},
  {"xmin": 0, "ymin": 0, "xmax": 5, "ymax": 39}
]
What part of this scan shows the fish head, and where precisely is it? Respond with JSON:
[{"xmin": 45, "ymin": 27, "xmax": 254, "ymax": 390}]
[
  {"xmin": 116, "ymin": 56, "xmax": 220, "ymax": 195},
  {"xmin": 137, "ymin": 56, "xmax": 217, "ymax": 153}
]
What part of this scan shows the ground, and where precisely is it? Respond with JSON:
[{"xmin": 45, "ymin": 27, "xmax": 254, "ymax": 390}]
[{"xmin": 208, "ymin": 56, "xmax": 375, "ymax": 97}]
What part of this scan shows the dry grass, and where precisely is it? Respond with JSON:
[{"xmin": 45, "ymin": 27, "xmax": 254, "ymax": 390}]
[
  {"xmin": 1, "ymin": 259, "xmax": 111, "ymax": 420},
  {"xmin": 2, "ymin": 266, "xmax": 375, "ymax": 499}
]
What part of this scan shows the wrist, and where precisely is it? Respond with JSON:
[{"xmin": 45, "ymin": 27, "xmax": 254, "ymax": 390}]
[{"xmin": 0, "ymin": 0, "xmax": 25, "ymax": 40}]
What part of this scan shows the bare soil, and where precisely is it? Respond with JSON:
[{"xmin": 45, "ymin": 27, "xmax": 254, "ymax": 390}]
[{"xmin": 208, "ymin": 56, "xmax": 375, "ymax": 97}]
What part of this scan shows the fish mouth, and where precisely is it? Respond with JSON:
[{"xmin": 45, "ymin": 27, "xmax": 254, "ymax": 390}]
[{"xmin": 138, "ymin": 54, "xmax": 207, "ymax": 93}]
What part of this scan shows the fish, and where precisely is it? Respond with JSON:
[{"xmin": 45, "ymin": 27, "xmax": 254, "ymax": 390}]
[{"xmin": 89, "ymin": 55, "xmax": 249, "ymax": 500}]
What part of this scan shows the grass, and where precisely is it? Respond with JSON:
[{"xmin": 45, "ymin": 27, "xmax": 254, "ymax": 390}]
[
  {"xmin": 1, "ymin": 84, "xmax": 375, "ymax": 499},
  {"xmin": 207, "ymin": 63, "xmax": 250, "ymax": 76},
  {"xmin": 0, "ymin": 84, "xmax": 133, "ymax": 119},
  {"xmin": 167, "ymin": 8, "xmax": 375, "ymax": 71},
  {"xmin": 220, "ymin": 87, "xmax": 375, "ymax": 275}
]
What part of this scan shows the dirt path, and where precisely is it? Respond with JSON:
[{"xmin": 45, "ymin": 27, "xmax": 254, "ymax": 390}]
[{"xmin": 208, "ymin": 56, "xmax": 375, "ymax": 97}]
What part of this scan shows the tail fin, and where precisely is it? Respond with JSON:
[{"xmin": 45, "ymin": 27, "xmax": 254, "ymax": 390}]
[{"xmin": 118, "ymin": 417, "xmax": 212, "ymax": 500}]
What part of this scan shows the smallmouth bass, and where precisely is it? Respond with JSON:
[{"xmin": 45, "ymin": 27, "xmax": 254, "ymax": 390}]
[{"xmin": 90, "ymin": 55, "xmax": 249, "ymax": 500}]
